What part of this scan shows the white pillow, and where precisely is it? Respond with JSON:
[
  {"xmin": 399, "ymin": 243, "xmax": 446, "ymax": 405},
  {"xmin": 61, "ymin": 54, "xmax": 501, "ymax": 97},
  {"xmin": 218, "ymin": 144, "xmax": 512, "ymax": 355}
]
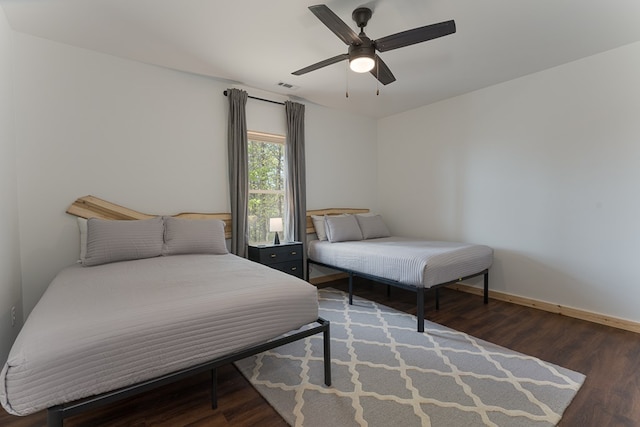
[
  {"xmin": 77, "ymin": 217, "xmax": 88, "ymax": 263},
  {"xmin": 355, "ymin": 214, "xmax": 391, "ymax": 239},
  {"xmin": 311, "ymin": 215, "xmax": 328, "ymax": 240},
  {"xmin": 325, "ymin": 214, "xmax": 363, "ymax": 243},
  {"xmin": 162, "ymin": 216, "xmax": 228, "ymax": 255},
  {"xmin": 83, "ymin": 217, "xmax": 164, "ymax": 266},
  {"xmin": 311, "ymin": 214, "xmax": 348, "ymax": 240}
]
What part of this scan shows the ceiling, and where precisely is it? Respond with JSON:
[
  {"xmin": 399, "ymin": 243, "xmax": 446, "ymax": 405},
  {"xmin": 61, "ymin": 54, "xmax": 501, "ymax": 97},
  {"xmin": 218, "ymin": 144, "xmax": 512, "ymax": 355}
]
[{"xmin": 2, "ymin": 0, "xmax": 640, "ymax": 118}]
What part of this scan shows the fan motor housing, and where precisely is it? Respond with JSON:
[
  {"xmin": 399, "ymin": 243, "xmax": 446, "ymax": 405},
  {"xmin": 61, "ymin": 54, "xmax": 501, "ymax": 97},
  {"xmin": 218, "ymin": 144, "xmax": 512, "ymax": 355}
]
[
  {"xmin": 348, "ymin": 42, "xmax": 375, "ymax": 61},
  {"xmin": 352, "ymin": 7, "xmax": 373, "ymax": 29}
]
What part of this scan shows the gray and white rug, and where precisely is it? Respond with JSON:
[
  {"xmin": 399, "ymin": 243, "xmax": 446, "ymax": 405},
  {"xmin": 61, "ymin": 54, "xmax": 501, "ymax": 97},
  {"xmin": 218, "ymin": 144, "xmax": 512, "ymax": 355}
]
[{"xmin": 235, "ymin": 288, "xmax": 585, "ymax": 427}]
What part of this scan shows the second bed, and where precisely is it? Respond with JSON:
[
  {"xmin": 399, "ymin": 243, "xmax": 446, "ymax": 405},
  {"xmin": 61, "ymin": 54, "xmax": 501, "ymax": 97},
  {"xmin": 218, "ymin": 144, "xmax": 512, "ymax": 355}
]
[{"xmin": 307, "ymin": 212, "xmax": 493, "ymax": 331}]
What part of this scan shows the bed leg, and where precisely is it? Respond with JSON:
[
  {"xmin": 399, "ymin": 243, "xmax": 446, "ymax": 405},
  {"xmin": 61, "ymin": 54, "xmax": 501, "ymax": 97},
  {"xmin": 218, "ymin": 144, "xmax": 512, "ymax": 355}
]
[
  {"xmin": 435, "ymin": 288, "xmax": 440, "ymax": 310},
  {"xmin": 348, "ymin": 272, "xmax": 354, "ymax": 305},
  {"xmin": 47, "ymin": 407, "xmax": 63, "ymax": 427},
  {"xmin": 211, "ymin": 368, "xmax": 218, "ymax": 409},
  {"xmin": 484, "ymin": 271, "xmax": 489, "ymax": 304},
  {"xmin": 417, "ymin": 287, "xmax": 425, "ymax": 332},
  {"xmin": 323, "ymin": 321, "xmax": 332, "ymax": 386}
]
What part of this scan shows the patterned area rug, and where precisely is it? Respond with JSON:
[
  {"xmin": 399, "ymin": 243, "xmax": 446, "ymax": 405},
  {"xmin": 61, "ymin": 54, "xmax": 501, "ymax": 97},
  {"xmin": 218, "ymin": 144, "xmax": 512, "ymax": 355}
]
[{"xmin": 235, "ymin": 288, "xmax": 585, "ymax": 427}]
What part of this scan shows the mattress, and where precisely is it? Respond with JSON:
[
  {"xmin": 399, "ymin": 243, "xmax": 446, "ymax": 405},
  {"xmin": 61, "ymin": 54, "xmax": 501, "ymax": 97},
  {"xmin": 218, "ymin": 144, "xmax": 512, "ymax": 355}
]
[
  {"xmin": 0, "ymin": 254, "xmax": 318, "ymax": 416},
  {"xmin": 308, "ymin": 237, "xmax": 493, "ymax": 288}
]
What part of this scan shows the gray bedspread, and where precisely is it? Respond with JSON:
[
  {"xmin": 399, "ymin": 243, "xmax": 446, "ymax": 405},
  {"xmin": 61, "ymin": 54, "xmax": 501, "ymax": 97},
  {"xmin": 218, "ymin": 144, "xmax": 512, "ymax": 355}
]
[
  {"xmin": 0, "ymin": 254, "xmax": 318, "ymax": 416},
  {"xmin": 309, "ymin": 237, "xmax": 493, "ymax": 288}
]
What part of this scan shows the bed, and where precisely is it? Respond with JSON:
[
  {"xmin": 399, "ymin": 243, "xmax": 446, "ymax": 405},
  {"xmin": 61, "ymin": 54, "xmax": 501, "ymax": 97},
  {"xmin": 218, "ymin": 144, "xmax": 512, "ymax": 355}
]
[
  {"xmin": 306, "ymin": 210, "xmax": 493, "ymax": 332},
  {"xmin": 0, "ymin": 196, "xmax": 331, "ymax": 426}
]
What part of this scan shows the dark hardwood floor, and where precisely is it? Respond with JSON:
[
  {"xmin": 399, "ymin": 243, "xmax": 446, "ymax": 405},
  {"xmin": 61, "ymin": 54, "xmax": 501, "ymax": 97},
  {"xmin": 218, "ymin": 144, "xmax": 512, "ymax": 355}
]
[{"xmin": 2, "ymin": 278, "xmax": 639, "ymax": 426}]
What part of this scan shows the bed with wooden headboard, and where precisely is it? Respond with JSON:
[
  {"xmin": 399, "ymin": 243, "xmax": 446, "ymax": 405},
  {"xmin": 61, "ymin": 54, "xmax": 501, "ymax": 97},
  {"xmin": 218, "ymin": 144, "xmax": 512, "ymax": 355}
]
[
  {"xmin": 305, "ymin": 208, "xmax": 493, "ymax": 332},
  {"xmin": 1, "ymin": 196, "xmax": 331, "ymax": 427}
]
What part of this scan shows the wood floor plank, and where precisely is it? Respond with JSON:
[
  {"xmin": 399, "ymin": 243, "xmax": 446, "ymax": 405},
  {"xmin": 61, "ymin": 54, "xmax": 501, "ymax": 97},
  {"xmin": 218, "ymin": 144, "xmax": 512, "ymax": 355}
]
[{"xmin": 1, "ymin": 278, "xmax": 639, "ymax": 426}]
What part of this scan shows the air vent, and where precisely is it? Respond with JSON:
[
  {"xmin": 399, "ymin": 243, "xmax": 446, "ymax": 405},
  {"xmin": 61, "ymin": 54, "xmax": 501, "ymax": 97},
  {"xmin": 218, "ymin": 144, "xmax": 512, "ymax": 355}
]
[{"xmin": 277, "ymin": 82, "xmax": 299, "ymax": 90}]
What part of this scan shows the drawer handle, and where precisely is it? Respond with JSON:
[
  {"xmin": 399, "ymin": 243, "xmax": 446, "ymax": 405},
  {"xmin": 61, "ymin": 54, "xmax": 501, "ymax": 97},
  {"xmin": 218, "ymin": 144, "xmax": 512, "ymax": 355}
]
[
  {"xmin": 291, "ymin": 267, "xmax": 297, "ymax": 271},
  {"xmin": 270, "ymin": 254, "xmax": 277, "ymax": 258},
  {"xmin": 290, "ymin": 251, "xmax": 297, "ymax": 255}
]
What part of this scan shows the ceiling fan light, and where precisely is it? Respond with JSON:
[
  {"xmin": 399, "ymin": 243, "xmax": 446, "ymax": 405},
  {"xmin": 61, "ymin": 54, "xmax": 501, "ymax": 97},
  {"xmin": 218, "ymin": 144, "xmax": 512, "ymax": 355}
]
[{"xmin": 350, "ymin": 56, "xmax": 375, "ymax": 73}]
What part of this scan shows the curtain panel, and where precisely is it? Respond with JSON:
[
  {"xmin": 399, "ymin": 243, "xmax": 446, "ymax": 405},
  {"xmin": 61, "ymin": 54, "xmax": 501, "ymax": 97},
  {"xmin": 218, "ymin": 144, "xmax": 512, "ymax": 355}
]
[
  {"xmin": 284, "ymin": 101, "xmax": 307, "ymax": 275},
  {"xmin": 226, "ymin": 88, "xmax": 249, "ymax": 257}
]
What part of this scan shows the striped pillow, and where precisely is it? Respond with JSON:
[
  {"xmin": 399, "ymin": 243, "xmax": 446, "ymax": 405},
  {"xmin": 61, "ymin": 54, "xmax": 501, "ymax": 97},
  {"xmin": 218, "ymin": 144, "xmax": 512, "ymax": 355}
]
[
  {"xmin": 355, "ymin": 214, "xmax": 391, "ymax": 239},
  {"xmin": 83, "ymin": 217, "xmax": 164, "ymax": 266},
  {"xmin": 162, "ymin": 217, "xmax": 228, "ymax": 255},
  {"xmin": 325, "ymin": 214, "xmax": 363, "ymax": 243}
]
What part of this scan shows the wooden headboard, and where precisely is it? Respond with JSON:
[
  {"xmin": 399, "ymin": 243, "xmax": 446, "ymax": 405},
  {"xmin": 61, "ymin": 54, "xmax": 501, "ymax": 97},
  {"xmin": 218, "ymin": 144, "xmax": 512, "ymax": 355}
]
[
  {"xmin": 305, "ymin": 208, "xmax": 369, "ymax": 234},
  {"xmin": 67, "ymin": 197, "xmax": 368, "ymax": 239},
  {"xmin": 67, "ymin": 195, "xmax": 233, "ymax": 239}
]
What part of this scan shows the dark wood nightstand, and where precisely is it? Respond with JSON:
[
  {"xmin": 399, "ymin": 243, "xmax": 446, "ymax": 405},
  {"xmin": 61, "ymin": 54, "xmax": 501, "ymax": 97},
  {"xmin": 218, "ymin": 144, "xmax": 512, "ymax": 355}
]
[{"xmin": 248, "ymin": 242, "xmax": 304, "ymax": 279}]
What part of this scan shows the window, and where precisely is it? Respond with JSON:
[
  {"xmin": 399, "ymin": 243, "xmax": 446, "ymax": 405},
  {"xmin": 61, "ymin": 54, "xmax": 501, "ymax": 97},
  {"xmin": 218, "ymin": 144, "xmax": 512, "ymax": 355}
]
[{"xmin": 247, "ymin": 131, "xmax": 286, "ymax": 244}]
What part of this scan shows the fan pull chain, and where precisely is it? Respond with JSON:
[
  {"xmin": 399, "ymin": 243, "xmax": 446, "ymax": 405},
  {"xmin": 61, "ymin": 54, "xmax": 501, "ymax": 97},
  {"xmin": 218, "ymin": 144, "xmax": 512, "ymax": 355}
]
[
  {"xmin": 376, "ymin": 60, "xmax": 380, "ymax": 96},
  {"xmin": 345, "ymin": 60, "xmax": 349, "ymax": 98}
]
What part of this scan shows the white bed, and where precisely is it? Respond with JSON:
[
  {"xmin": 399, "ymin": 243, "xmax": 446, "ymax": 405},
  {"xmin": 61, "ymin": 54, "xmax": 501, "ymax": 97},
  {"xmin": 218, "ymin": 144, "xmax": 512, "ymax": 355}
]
[
  {"xmin": 309, "ymin": 237, "xmax": 493, "ymax": 288},
  {"xmin": 306, "ymin": 211, "xmax": 493, "ymax": 331},
  {"xmin": 1, "ymin": 254, "xmax": 320, "ymax": 417},
  {"xmin": 1, "ymin": 198, "xmax": 331, "ymax": 426}
]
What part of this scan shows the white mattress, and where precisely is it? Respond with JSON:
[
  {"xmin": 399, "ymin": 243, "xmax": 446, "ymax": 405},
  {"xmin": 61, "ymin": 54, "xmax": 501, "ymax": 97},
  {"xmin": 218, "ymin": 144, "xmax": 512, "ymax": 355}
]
[
  {"xmin": 309, "ymin": 237, "xmax": 493, "ymax": 288},
  {"xmin": 0, "ymin": 254, "xmax": 318, "ymax": 416}
]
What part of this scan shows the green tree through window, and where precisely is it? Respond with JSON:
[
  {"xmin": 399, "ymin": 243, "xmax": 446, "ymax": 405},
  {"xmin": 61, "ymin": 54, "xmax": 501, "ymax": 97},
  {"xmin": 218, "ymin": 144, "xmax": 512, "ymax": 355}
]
[{"xmin": 248, "ymin": 131, "xmax": 285, "ymax": 244}]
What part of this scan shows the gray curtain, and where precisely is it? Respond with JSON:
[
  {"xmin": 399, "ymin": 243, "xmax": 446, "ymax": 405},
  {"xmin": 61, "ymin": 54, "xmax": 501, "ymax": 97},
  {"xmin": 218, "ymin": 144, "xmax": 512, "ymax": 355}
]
[
  {"xmin": 227, "ymin": 88, "xmax": 249, "ymax": 257},
  {"xmin": 284, "ymin": 101, "xmax": 307, "ymax": 273}
]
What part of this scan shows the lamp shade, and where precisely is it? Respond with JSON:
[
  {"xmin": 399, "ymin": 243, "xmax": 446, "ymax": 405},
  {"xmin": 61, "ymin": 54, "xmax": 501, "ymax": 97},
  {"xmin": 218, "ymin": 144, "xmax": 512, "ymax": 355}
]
[
  {"xmin": 349, "ymin": 56, "xmax": 375, "ymax": 73},
  {"xmin": 269, "ymin": 217, "xmax": 283, "ymax": 233}
]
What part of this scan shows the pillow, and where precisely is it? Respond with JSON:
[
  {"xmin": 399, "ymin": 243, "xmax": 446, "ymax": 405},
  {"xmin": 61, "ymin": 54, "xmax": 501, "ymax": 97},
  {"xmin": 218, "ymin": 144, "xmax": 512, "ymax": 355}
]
[
  {"xmin": 325, "ymin": 214, "xmax": 363, "ymax": 243},
  {"xmin": 77, "ymin": 217, "xmax": 88, "ymax": 263},
  {"xmin": 311, "ymin": 215, "xmax": 327, "ymax": 240},
  {"xmin": 311, "ymin": 214, "xmax": 346, "ymax": 241},
  {"xmin": 163, "ymin": 216, "xmax": 228, "ymax": 256},
  {"xmin": 356, "ymin": 214, "xmax": 391, "ymax": 239},
  {"xmin": 83, "ymin": 217, "xmax": 164, "ymax": 266}
]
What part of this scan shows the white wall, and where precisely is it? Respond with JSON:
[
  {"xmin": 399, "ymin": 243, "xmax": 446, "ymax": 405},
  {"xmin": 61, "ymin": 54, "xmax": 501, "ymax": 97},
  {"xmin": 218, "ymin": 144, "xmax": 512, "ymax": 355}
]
[
  {"xmin": 14, "ymin": 33, "xmax": 230, "ymax": 316},
  {"xmin": 378, "ymin": 41, "xmax": 640, "ymax": 323},
  {"xmin": 0, "ymin": 6, "xmax": 22, "ymax": 364},
  {"xmin": 12, "ymin": 33, "xmax": 378, "ymax": 318},
  {"xmin": 306, "ymin": 102, "xmax": 378, "ymax": 211}
]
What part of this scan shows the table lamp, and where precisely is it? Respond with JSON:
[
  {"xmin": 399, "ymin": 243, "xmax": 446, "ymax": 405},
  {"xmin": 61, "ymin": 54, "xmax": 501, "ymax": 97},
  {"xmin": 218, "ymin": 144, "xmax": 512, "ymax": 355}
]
[{"xmin": 269, "ymin": 217, "xmax": 283, "ymax": 245}]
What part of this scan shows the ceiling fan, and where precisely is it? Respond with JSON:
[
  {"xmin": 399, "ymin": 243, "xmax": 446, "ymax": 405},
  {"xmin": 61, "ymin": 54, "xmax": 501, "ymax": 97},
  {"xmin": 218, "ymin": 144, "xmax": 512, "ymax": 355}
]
[{"xmin": 292, "ymin": 4, "xmax": 456, "ymax": 85}]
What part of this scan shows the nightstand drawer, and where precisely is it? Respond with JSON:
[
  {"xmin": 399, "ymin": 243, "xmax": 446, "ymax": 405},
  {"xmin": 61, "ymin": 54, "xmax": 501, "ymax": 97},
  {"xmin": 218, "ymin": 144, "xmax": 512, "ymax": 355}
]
[
  {"xmin": 248, "ymin": 242, "xmax": 304, "ymax": 279},
  {"xmin": 270, "ymin": 260, "xmax": 304, "ymax": 279},
  {"xmin": 250, "ymin": 245, "xmax": 302, "ymax": 265}
]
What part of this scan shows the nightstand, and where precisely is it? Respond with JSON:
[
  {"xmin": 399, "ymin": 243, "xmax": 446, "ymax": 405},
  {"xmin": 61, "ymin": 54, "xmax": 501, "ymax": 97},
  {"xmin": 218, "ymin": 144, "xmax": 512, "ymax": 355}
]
[{"xmin": 248, "ymin": 242, "xmax": 304, "ymax": 279}]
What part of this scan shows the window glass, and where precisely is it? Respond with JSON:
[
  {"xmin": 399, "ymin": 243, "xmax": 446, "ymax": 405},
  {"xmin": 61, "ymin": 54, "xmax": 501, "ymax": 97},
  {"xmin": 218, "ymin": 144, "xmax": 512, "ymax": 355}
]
[{"xmin": 248, "ymin": 131, "xmax": 285, "ymax": 244}]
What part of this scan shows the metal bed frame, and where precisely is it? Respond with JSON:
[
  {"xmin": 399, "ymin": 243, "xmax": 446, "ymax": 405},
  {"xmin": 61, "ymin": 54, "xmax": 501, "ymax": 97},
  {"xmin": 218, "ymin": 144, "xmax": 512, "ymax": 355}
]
[
  {"xmin": 309, "ymin": 258, "xmax": 489, "ymax": 332},
  {"xmin": 47, "ymin": 318, "xmax": 331, "ymax": 427}
]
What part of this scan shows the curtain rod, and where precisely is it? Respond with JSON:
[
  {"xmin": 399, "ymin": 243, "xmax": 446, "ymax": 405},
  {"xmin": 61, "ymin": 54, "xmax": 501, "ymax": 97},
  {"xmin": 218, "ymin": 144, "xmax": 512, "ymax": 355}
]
[{"xmin": 223, "ymin": 90, "xmax": 285, "ymax": 106}]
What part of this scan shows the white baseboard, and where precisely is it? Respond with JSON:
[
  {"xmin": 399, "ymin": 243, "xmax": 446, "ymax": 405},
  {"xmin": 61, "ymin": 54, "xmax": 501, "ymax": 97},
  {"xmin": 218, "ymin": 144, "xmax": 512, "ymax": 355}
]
[
  {"xmin": 450, "ymin": 283, "xmax": 640, "ymax": 334},
  {"xmin": 309, "ymin": 273, "xmax": 640, "ymax": 334}
]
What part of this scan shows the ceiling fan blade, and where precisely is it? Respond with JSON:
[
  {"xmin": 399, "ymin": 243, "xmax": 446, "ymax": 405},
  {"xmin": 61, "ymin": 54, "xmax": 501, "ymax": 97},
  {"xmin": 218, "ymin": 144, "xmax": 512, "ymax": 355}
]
[
  {"xmin": 375, "ymin": 20, "xmax": 456, "ymax": 52},
  {"xmin": 292, "ymin": 53, "xmax": 349, "ymax": 75},
  {"xmin": 370, "ymin": 55, "xmax": 396, "ymax": 85},
  {"xmin": 309, "ymin": 4, "xmax": 362, "ymax": 45}
]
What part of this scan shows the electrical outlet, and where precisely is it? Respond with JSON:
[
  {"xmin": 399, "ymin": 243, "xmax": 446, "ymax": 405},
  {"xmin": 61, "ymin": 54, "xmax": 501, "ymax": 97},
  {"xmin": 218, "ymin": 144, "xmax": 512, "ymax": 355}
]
[{"xmin": 11, "ymin": 306, "xmax": 16, "ymax": 327}]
